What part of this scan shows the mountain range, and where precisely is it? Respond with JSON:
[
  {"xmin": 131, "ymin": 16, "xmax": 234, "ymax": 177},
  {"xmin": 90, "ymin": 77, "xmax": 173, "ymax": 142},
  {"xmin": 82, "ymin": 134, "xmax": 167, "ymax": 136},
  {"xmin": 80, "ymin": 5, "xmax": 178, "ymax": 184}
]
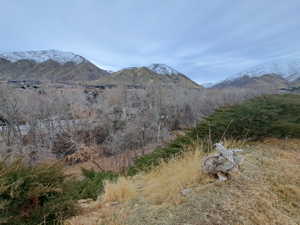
[
  {"xmin": 234, "ymin": 58, "xmax": 300, "ymax": 82},
  {"xmin": 1, "ymin": 49, "xmax": 300, "ymax": 90},
  {"xmin": 213, "ymin": 58, "xmax": 300, "ymax": 89},
  {"xmin": 0, "ymin": 50, "xmax": 202, "ymax": 89}
]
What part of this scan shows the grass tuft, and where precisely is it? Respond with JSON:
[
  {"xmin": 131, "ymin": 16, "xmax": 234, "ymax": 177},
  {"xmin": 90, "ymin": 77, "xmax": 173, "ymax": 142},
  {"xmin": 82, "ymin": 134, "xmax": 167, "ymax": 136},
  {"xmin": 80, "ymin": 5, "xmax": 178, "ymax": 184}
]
[
  {"xmin": 102, "ymin": 177, "xmax": 137, "ymax": 203},
  {"xmin": 141, "ymin": 146, "xmax": 211, "ymax": 204}
]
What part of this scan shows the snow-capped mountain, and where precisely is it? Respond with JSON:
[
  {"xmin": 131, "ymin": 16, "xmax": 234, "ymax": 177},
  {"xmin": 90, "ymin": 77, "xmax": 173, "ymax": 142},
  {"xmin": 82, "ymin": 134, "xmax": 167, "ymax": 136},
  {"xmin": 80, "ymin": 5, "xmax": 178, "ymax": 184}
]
[
  {"xmin": 0, "ymin": 50, "xmax": 109, "ymax": 81},
  {"xmin": 0, "ymin": 49, "xmax": 85, "ymax": 64},
  {"xmin": 234, "ymin": 58, "xmax": 300, "ymax": 82},
  {"xmin": 213, "ymin": 73, "xmax": 289, "ymax": 89},
  {"xmin": 94, "ymin": 64, "xmax": 202, "ymax": 89},
  {"xmin": 202, "ymin": 82, "xmax": 215, "ymax": 88},
  {"xmin": 213, "ymin": 57, "xmax": 300, "ymax": 89},
  {"xmin": 147, "ymin": 64, "xmax": 180, "ymax": 75}
]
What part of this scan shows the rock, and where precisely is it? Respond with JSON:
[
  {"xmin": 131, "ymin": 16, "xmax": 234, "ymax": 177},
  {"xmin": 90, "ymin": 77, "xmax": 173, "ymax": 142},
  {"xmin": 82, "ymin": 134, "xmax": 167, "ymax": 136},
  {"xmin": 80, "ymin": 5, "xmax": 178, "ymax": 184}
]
[
  {"xmin": 105, "ymin": 201, "xmax": 120, "ymax": 207},
  {"xmin": 181, "ymin": 188, "xmax": 192, "ymax": 196},
  {"xmin": 216, "ymin": 172, "xmax": 228, "ymax": 181},
  {"xmin": 111, "ymin": 201, "xmax": 119, "ymax": 206}
]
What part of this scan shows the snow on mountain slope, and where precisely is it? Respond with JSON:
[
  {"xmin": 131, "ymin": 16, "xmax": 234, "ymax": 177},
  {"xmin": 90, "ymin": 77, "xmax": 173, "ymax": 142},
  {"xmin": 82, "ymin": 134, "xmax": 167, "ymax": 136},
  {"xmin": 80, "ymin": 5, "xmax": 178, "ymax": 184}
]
[
  {"xmin": 0, "ymin": 49, "xmax": 85, "ymax": 64},
  {"xmin": 147, "ymin": 64, "xmax": 180, "ymax": 75},
  {"xmin": 234, "ymin": 58, "xmax": 300, "ymax": 81},
  {"xmin": 202, "ymin": 82, "xmax": 215, "ymax": 88}
]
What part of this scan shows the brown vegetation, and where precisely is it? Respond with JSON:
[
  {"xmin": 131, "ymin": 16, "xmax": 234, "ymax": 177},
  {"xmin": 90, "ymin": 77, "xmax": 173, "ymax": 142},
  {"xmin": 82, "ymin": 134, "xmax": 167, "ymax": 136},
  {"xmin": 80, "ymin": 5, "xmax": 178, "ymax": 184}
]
[
  {"xmin": 66, "ymin": 138, "xmax": 300, "ymax": 225},
  {"xmin": 0, "ymin": 84, "xmax": 264, "ymax": 165}
]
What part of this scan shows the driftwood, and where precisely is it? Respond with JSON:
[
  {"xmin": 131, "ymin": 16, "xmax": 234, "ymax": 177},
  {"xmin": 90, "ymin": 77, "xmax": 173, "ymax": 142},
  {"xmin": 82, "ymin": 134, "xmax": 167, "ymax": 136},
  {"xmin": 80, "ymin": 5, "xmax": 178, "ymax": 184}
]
[{"xmin": 202, "ymin": 143, "xmax": 244, "ymax": 181}]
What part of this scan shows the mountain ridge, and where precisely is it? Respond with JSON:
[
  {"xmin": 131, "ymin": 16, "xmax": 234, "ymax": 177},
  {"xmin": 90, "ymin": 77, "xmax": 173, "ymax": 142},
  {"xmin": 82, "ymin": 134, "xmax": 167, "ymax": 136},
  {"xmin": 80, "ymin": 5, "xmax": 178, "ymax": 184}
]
[
  {"xmin": 147, "ymin": 63, "xmax": 180, "ymax": 75},
  {"xmin": 92, "ymin": 65, "xmax": 202, "ymax": 89},
  {"xmin": 213, "ymin": 58, "xmax": 300, "ymax": 89},
  {"xmin": 0, "ymin": 49, "xmax": 85, "ymax": 64},
  {"xmin": 0, "ymin": 50, "xmax": 201, "ymax": 88},
  {"xmin": 232, "ymin": 57, "xmax": 300, "ymax": 81},
  {"xmin": 0, "ymin": 50, "xmax": 110, "ymax": 82},
  {"xmin": 213, "ymin": 73, "xmax": 289, "ymax": 89}
]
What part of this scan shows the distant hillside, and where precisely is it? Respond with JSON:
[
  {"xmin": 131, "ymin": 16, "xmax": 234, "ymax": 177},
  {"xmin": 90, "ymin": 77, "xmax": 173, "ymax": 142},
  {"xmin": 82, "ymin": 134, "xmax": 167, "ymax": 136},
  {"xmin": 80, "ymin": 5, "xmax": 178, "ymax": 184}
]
[
  {"xmin": 213, "ymin": 57, "xmax": 300, "ymax": 89},
  {"xmin": 234, "ymin": 58, "xmax": 300, "ymax": 81},
  {"xmin": 291, "ymin": 77, "xmax": 300, "ymax": 87},
  {"xmin": 93, "ymin": 64, "xmax": 202, "ymax": 89},
  {"xmin": 0, "ymin": 50, "xmax": 109, "ymax": 82},
  {"xmin": 213, "ymin": 73, "xmax": 289, "ymax": 89}
]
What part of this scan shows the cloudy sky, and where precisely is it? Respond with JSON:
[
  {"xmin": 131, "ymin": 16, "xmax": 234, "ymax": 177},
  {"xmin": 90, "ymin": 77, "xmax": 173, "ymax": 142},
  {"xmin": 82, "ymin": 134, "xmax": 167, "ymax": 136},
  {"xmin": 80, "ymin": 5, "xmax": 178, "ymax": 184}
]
[{"xmin": 1, "ymin": 0, "xmax": 300, "ymax": 83}]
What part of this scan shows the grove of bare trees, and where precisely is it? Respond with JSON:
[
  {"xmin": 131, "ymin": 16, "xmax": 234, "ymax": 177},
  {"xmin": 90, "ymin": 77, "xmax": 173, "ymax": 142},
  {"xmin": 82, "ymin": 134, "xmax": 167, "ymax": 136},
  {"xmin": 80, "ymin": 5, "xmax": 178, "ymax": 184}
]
[{"xmin": 0, "ymin": 84, "xmax": 269, "ymax": 164}]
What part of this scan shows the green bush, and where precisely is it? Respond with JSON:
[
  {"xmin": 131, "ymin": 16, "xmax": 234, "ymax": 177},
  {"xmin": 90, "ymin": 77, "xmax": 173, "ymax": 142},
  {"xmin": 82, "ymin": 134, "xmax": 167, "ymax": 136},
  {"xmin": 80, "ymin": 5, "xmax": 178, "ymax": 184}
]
[
  {"xmin": 127, "ymin": 135, "xmax": 193, "ymax": 175},
  {"xmin": 67, "ymin": 169, "xmax": 118, "ymax": 200},
  {"xmin": 189, "ymin": 94, "xmax": 300, "ymax": 142},
  {"xmin": 0, "ymin": 160, "xmax": 76, "ymax": 225},
  {"xmin": 128, "ymin": 94, "xmax": 300, "ymax": 174}
]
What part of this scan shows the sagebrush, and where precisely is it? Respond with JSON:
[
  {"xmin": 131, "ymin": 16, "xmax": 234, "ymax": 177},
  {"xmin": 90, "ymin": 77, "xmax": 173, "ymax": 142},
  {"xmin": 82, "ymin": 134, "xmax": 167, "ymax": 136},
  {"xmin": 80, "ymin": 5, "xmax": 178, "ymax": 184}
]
[{"xmin": 0, "ymin": 159, "xmax": 77, "ymax": 225}]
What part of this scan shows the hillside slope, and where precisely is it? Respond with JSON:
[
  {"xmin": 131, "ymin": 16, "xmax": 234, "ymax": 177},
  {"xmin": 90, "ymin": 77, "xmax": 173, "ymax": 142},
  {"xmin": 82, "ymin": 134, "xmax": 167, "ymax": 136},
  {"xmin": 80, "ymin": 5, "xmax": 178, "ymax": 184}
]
[
  {"xmin": 213, "ymin": 74, "xmax": 289, "ymax": 89},
  {"xmin": 93, "ymin": 66, "xmax": 202, "ymax": 89},
  {"xmin": 213, "ymin": 57, "xmax": 300, "ymax": 89},
  {"xmin": 234, "ymin": 58, "xmax": 300, "ymax": 81},
  {"xmin": 291, "ymin": 77, "xmax": 300, "ymax": 87},
  {"xmin": 65, "ymin": 94, "xmax": 300, "ymax": 225},
  {"xmin": 66, "ymin": 139, "xmax": 300, "ymax": 225},
  {"xmin": 0, "ymin": 50, "xmax": 109, "ymax": 81}
]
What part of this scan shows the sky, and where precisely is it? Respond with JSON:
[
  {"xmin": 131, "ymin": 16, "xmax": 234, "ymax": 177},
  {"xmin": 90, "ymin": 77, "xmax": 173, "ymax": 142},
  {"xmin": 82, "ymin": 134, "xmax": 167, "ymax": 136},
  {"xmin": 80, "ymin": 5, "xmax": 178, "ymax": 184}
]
[{"xmin": 1, "ymin": 0, "xmax": 300, "ymax": 84}]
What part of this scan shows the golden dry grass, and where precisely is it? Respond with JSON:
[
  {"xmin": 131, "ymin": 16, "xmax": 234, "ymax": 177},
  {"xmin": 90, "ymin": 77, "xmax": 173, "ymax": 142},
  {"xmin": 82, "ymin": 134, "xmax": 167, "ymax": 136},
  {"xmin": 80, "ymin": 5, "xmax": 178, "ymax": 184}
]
[
  {"xmin": 141, "ymin": 148, "xmax": 212, "ymax": 204},
  {"xmin": 65, "ymin": 204, "xmax": 128, "ymax": 225},
  {"xmin": 66, "ymin": 138, "xmax": 300, "ymax": 225},
  {"xmin": 100, "ymin": 142, "xmax": 213, "ymax": 205},
  {"xmin": 102, "ymin": 177, "xmax": 138, "ymax": 203}
]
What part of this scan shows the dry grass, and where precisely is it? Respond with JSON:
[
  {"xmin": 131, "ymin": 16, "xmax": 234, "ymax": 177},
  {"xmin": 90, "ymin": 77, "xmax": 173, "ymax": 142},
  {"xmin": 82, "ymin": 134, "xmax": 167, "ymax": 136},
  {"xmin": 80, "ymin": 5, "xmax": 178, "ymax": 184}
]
[
  {"xmin": 65, "ymin": 204, "xmax": 128, "ymax": 225},
  {"xmin": 65, "ymin": 138, "xmax": 300, "ymax": 225},
  {"xmin": 100, "ymin": 142, "xmax": 212, "ymax": 205},
  {"xmin": 102, "ymin": 177, "xmax": 138, "ymax": 203},
  {"xmin": 222, "ymin": 138, "xmax": 247, "ymax": 149},
  {"xmin": 141, "ymin": 146, "xmax": 212, "ymax": 204}
]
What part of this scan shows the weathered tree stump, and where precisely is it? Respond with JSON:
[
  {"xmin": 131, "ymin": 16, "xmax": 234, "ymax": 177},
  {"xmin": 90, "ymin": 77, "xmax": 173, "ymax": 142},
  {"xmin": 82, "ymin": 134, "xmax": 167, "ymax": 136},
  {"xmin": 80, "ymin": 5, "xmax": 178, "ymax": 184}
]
[{"xmin": 202, "ymin": 143, "xmax": 243, "ymax": 181}]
